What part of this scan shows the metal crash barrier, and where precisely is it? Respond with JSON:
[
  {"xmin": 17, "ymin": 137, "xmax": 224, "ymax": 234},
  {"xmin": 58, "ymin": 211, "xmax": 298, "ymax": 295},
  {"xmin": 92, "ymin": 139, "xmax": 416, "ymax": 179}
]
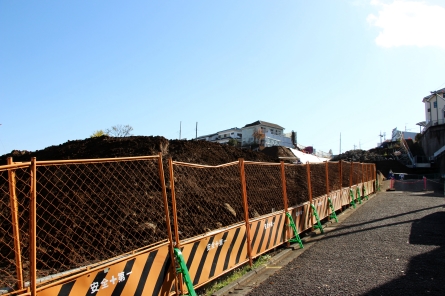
[{"xmin": 0, "ymin": 156, "xmax": 376, "ymax": 296}]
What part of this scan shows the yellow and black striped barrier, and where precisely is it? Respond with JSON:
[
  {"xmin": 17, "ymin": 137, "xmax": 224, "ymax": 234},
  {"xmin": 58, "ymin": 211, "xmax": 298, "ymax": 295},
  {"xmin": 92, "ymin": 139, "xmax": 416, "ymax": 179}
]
[{"xmin": 37, "ymin": 243, "xmax": 174, "ymax": 296}]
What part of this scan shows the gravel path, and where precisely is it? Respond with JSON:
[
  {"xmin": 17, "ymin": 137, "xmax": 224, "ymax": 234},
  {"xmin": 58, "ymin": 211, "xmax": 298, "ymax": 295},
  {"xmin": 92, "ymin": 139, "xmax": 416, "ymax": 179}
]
[{"xmin": 246, "ymin": 191, "xmax": 445, "ymax": 295}]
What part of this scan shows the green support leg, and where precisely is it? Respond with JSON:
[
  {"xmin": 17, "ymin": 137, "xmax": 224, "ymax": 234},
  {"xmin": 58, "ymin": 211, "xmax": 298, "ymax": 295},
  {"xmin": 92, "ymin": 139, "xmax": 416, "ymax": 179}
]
[
  {"xmin": 356, "ymin": 187, "xmax": 362, "ymax": 204},
  {"xmin": 363, "ymin": 186, "xmax": 369, "ymax": 200},
  {"xmin": 310, "ymin": 204, "xmax": 324, "ymax": 234},
  {"xmin": 285, "ymin": 212, "xmax": 304, "ymax": 249},
  {"xmin": 174, "ymin": 248, "xmax": 197, "ymax": 296},
  {"xmin": 349, "ymin": 189, "xmax": 356, "ymax": 209},
  {"xmin": 328, "ymin": 198, "xmax": 338, "ymax": 223}
]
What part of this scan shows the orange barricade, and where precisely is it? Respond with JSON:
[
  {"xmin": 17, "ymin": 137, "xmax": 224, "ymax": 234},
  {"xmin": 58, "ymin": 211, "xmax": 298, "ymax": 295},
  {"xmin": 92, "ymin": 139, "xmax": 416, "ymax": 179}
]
[{"xmin": 0, "ymin": 155, "xmax": 376, "ymax": 296}]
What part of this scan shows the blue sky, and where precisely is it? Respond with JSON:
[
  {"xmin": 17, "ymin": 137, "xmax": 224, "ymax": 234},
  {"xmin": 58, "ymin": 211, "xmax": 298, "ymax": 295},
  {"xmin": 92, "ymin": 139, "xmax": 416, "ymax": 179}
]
[{"xmin": 1, "ymin": 0, "xmax": 445, "ymax": 156}]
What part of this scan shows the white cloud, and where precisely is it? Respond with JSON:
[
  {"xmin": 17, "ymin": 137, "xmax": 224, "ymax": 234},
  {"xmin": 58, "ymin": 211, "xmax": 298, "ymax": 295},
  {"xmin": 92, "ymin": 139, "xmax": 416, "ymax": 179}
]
[{"xmin": 367, "ymin": 0, "xmax": 445, "ymax": 48}]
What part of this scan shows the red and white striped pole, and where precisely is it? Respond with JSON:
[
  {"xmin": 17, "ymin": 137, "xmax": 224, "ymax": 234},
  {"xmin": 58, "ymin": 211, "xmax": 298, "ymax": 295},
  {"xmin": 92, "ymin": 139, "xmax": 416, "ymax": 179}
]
[{"xmin": 423, "ymin": 176, "xmax": 427, "ymax": 191}]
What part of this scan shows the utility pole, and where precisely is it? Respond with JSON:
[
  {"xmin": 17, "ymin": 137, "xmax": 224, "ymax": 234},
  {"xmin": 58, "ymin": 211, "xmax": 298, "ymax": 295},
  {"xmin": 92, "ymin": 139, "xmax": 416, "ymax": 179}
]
[
  {"xmin": 179, "ymin": 121, "xmax": 182, "ymax": 140},
  {"xmin": 353, "ymin": 144, "xmax": 357, "ymax": 150},
  {"xmin": 339, "ymin": 133, "xmax": 341, "ymax": 154},
  {"xmin": 195, "ymin": 122, "xmax": 198, "ymax": 140}
]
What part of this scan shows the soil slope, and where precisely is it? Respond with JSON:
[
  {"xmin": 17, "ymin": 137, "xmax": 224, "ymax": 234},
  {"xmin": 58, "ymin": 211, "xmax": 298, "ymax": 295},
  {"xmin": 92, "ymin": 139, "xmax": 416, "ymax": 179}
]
[{"xmin": 0, "ymin": 136, "xmax": 277, "ymax": 165}]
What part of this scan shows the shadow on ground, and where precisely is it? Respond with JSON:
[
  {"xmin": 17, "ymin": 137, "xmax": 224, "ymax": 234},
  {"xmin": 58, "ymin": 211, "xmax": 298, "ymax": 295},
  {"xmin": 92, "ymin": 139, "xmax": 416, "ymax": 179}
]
[{"xmin": 366, "ymin": 211, "xmax": 445, "ymax": 295}]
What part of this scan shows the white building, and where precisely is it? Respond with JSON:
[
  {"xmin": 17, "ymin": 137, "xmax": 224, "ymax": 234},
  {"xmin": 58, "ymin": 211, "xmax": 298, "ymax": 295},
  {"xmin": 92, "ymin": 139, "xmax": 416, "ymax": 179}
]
[
  {"xmin": 241, "ymin": 120, "xmax": 286, "ymax": 147},
  {"xmin": 197, "ymin": 120, "xmax": 297, "ymax": 149},
  {"xmin": 422, "ymin": 88, "xmax": 445, "ymax": 127},
  {"xmin": 197, "ymin": 127, "xmax": 242, "ymax": 144},
  {"xmin": 391, "ymin": 128, "xmax": 417, "ymax": 141}
]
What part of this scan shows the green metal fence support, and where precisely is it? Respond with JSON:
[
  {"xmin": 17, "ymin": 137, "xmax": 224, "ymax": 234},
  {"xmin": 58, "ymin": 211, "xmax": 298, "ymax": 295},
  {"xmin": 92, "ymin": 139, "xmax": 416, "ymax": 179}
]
[
  {"xmin": 327, "ymin": 198, "xmax": 338, "ymax": 223},
  {"xmin": 356, "ymin": 187, "xmax": 362, "ymax": 204},
  {"xmin": 285, "ymin": 212, "xmax": 304, "ymax": 249},
  {"xmin": 174, "ymin": 248, "xmax": 197, "ymax": 296},
  {"xmin": 349, "ymin": 189, "xmax": 356, "ymax": 209},
  {"xmin": 310, "ymin": 204, "xmax": 324, "ymax": 234},
  {"xmin": 363, "ymin": 186, "xmax": 368, "ymax": 200}
]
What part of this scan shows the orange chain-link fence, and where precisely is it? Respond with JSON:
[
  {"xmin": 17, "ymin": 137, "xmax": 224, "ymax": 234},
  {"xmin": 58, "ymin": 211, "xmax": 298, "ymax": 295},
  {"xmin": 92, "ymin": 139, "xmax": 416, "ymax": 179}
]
[
  {"xmin": 0, "ymin": 162, "xmax": 32, "ymax": 294},
  {"xmin": 328, "ymin": 161, "xmax": 341, "ymax": 193},
  {"xmin": 169, "ymin": 161, "xmax": 244, "ymax": 241},
  {"xmin": 1, "ymin": 155, "xmax": 376, "ymax": 295},
  {"xmin": 33, "ymin": 157, "xmax": 170, "ymax": 282},
  {"xmin": 243, "ymin": 162, "xmax": 284, "ymax": 218},
  {"xmin": 284, "ymin": 163, "xmax": 309, "ymax": 207},
  {"xmin": 309, "ymin": 163, "xmax": 327, "ymax": 199},
  {"xmin": 0, "ymin": 155, "xmax": 171, "ymax": 294}
]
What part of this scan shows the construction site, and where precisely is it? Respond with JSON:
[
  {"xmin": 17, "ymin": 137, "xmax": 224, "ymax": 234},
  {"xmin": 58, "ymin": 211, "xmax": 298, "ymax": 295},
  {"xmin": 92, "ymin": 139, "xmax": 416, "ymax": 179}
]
[{"xmin": 0, "ymin": 133, "xmax": 441, "ymax": 296}]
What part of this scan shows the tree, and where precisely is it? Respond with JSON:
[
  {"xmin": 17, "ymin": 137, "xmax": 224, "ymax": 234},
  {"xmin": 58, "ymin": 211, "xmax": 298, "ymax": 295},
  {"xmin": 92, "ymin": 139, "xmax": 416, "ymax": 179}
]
[
  {"xmin": 105, "ymin": 124, "xmax": 134, "ymax": 137},
  {"xmin": 90, "ymin": 130, "xmax": 107, "ymax": 137},
  {"xmin": 228, "ymin": 138, "xmax": 238, "ymax": 147}
]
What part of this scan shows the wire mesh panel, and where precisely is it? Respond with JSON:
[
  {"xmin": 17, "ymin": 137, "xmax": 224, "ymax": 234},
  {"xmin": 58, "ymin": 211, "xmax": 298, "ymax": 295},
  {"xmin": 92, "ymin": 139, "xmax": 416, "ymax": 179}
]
[
  {"xmin": 244, "ymin": 163, "xmax": 284, "ymax": 218},
  {"xmin": 34, "ymin": 157, "xmax": 168, "ymax": 282},
  {"xmin": 309, "ymin": 163, "xmax": 326, "ymax": 199},
  {"xmin": 284, "ymin": 164, "xmax": 309, "ymax": 207},
  {"xmin": 172, "ymin": 162, "xmax": 244, "ymax": 240},
  {"xmin": 328, "ymin": 162, "xmax": 341, "ymax": 193},
  {"xmin": 0, "ymin": 165, "xmax": 31, "ymax": 293},
  {"xmin": 352, "ymin": 162, "xmax": 362, "ymax": 185},
  {"xmin": 342, "ymin": 161, "xmax": 351, "ymax": 188}
]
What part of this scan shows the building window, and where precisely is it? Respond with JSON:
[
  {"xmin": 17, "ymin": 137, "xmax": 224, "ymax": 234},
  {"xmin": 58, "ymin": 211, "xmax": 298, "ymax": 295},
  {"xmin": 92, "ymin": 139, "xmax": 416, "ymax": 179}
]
[{"xmin": 434, "ymin": 101, "xmax": 437, "ymax": 108}]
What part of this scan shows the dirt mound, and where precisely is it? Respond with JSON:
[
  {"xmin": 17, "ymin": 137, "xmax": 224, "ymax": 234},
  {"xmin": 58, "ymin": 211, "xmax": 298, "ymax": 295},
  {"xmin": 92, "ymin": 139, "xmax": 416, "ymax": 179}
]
[
  {"xmin": 261, "ymin": 146, "xmax": 296, "ymax": 162},
  {"xmin": 331, "ymin": 148, "xmax": 437, "ymax": 178},
  {"xmin": 0, "ymin": 136, "xmax": 278, "ymax": 165},
  {"xmin": 331, "ymin": 149, "xmax": 386, "ymax": 162}
]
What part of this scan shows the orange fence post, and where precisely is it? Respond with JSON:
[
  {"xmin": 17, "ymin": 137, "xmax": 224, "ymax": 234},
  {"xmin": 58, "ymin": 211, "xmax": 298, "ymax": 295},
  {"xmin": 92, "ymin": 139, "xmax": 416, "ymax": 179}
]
[
  {"xmin": 306, "ymin": 162, "xmax": 313, "ymax": 229},
  {"xmin": 325, "ymin": 161, "xmax": 329, "ymax": 197},
  {"xmin": 349, "ymin": 161, "xmax": 353, "ymax": 206},
  {"xmin": 30, "ymin": 157, "xmax": 37, "ymax": 296},
  {"xmin": 239, "ymin": 159, "xmax": 253, "ymax": 267},
  {"xmin": 280, "ymin": 161, "xmax": 290, "ymax": 245},
  {"xmin": 7, "ymin": 157, "xmax": 24, "ymax": 290},
  {"xmin": 159, "ymin": 154, "xmax": 178, "ymax": 296},
  {"xmin": 349, "ymin": 161, "xmax": 353, "ymax": 188},
  {"xmin": 339, "ymin": 160, "xmax": 343, "ymax": 212},
  {"xmin": 168, "ymin": 158, "xmax": 183, "ymax": 294}
]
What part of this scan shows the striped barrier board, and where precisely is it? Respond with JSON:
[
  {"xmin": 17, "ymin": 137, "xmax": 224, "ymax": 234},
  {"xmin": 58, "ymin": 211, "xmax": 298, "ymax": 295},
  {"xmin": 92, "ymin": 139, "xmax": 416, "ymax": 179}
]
[
  {"xmin": 290, "ymin": 203, "xmax": 311, "ymax": 233},
  {"xmin": 249, "ymin": 212, "xmax": 286, "ymax": 258},
  {"xmin": 329, "ymin": 190, "xmax": 343, "ymax": 211},
  {"xmin": 179, "ymin": 224, "xmax": 249, "ymax": 290},
  {"xmin": 340, "ymin": 187, "xmax": 350, "ymax": 206},
  {"xmin": 312, "ymin": 195, "xmax": 329, "ymax": 221},
  {"xmin": 37, "ymin": 243, "xmax": 174, "ymax": 296},
  {"xmin": 350, "ymin": 185, "xmax": 358, "ymax": 200}
]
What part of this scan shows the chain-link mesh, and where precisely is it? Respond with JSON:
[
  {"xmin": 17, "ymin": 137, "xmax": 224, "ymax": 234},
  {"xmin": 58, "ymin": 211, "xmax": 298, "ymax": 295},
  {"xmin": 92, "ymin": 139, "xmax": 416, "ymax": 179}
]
[
  {"xmin": 34, "ymin": 158, "xmax": 167, "ymax": 281},
  {"xmin": 367, "ymin": 164, "xmax": 372, "ymax": 182},
  {"xmin": 352, "ymin": 162, "xmax": 362, "ymax": 185},
  {"xmin": 341, "ymin": 161, "xmax": 351, "ymax": 187},
  {"xmin": 172, "ymin": 162, "xmax": 244, "ymax": 240},
  {"xmin": 284, "ymin": 164, "xmax": 309, "ymax": 207},
  {"xmin": 0, "ymin": 165, "xmax": 31, "ymax": 293},
  {"xmin": 328, "ymin": 162, "xmax": 341, "ymax": 192},
  {"xmin": 309, "ymin": 163, "xmax": 327, "ymax": 199},
  {"xmin": 244, "ymin": 163, "xmax": 284, "ymax": 218}
]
